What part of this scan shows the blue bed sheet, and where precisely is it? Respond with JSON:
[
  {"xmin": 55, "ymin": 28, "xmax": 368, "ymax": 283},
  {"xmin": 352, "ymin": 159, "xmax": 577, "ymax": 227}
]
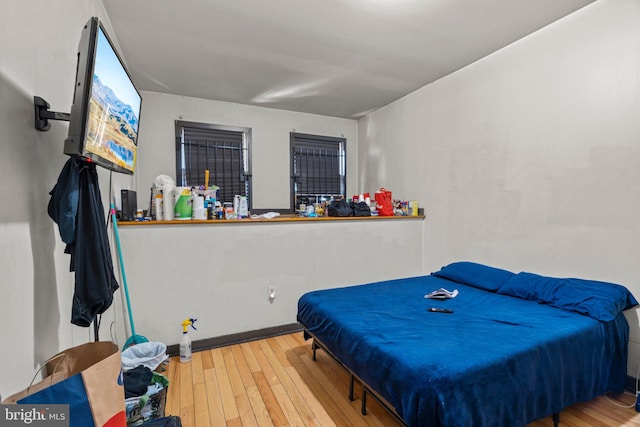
[{"xmin": 297, "ymin": 275, "xmax": 630, "ymax": 427}]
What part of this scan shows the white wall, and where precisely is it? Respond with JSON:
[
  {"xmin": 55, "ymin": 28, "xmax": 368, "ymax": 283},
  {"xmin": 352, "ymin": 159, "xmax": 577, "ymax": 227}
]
[
  {"xmin": 0, "ymin": 0, "xmax": 135, "ymax": 399},
  {"xmin": 116, "ymin": 218, "xmax": 424, "ymax": 346},
  {"xmin": 358, "ymin": 0, "xmax": 640, "ymax": 372},
  {"xmin": 134, "ymin": 91, "xmax": 358, "ymax": 210}
]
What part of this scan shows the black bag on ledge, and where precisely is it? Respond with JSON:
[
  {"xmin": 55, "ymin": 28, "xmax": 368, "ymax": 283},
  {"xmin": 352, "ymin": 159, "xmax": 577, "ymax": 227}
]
[
  {"xmin": 328, "ymin": 199, "xmax": 353, "ymax": 217},
  {"xmin": 351, "ymin": 201, "xmax": 371, "ymax": 217}
]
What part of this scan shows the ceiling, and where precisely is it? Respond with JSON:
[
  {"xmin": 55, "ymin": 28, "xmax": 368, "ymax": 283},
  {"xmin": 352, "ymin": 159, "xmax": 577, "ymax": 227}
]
[{"xmin": 103, "ymin": 0, "xmax": 595, "ymax": 119}]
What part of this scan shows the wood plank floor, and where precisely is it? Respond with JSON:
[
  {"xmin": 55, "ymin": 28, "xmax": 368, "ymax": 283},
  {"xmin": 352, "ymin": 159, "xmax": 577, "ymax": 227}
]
[{"xmin": 164, "ymin": 332, "xmax": 640, "ymax": 426}]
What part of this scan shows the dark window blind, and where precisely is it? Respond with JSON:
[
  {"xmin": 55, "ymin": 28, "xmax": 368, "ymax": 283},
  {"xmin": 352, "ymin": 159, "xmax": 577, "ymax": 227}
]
[
  {"xmin": 176, "ymin": 122, "xmax": 251, "ymax": 205},
  {"xmin": 291, "ymin": 133, "xmax": 345, "ymax": 209}
]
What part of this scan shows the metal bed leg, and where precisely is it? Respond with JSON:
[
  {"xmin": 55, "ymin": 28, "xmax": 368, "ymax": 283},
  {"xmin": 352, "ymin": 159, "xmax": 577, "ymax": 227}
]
[
  {"xmin": 306, "ymin": 331, "xmax": 406, "ymax": 425},
  {"xmin": 349, "ymin": 374, "xmax": 355, "ymax": 401},
  {"xmin": 552, "ymin": 412, "xmax": 559, "ymax": 427},
  {"xmin": 362, "ymin": 387, "xmax": 368, "ymax": 415}
]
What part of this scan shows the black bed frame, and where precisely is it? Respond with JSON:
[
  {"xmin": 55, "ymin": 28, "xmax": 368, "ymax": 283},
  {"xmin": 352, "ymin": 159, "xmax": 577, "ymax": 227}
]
[{"xmin": 305, "ymin": 328, "xmax": 561, "ymax": 427}]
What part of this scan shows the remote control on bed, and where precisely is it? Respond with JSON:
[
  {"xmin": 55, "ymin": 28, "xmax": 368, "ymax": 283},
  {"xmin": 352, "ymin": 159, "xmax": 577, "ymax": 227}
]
[{"xmin": 427, "ymin": 307, "xmax": 453, "ymax": 313}]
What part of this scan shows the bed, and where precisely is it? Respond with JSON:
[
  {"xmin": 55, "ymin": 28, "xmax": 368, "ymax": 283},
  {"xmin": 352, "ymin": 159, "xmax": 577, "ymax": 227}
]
[{"xmin": 296, "ymin": 262, "xmax": 638, "ymax": 427}]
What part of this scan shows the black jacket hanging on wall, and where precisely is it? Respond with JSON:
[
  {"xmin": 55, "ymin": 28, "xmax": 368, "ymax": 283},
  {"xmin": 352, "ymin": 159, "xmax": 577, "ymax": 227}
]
[{"xmin": 48, "ymin": 157, "xmax": 119, "ymax": 327}]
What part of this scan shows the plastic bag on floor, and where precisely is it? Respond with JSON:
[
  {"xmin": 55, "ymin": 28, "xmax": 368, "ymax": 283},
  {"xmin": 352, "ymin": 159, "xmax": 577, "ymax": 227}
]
[{"xmin": 121, "ymin": 342, "xmax": 169, "ymax": 371}]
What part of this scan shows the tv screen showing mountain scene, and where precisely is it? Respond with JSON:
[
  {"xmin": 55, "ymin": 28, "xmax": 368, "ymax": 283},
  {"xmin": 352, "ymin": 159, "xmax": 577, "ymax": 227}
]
[{"xmin": 85, "ymin": 27, "xmax": 141, "ymax": 173}]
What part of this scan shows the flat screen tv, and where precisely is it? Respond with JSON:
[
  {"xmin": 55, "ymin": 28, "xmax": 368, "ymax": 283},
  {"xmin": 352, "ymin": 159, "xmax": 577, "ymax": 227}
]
[{"xmin": 64, "ymin": 17, "xmax": 142, "ymax": 175}]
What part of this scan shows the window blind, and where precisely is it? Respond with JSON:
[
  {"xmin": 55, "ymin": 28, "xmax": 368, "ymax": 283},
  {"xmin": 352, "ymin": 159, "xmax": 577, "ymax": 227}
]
[{"xmin": 176, "ymin": 122, "xmax": 251, "ymax": 205}]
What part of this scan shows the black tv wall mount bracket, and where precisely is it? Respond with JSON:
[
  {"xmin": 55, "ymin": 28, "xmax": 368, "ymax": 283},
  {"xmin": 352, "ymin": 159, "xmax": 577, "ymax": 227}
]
[{"xmin": 33, "ymin": 96, "xmax": 70, "ymax": 131}]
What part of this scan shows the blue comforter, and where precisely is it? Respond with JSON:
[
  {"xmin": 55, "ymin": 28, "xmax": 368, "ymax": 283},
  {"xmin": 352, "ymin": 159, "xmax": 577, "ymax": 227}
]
[{"xmin": 297, "ymin": 275, "xmax": 630, "ymax": 427}]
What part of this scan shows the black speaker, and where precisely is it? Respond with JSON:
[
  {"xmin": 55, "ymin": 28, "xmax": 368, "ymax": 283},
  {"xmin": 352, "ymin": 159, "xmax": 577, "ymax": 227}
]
[{"xmin": 121, "ymin": 190, "xmax": 137, "ymax": 221}]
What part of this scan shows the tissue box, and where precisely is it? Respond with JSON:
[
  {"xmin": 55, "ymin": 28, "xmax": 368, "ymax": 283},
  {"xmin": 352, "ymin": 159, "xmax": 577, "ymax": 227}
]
[{"xmin": 125, "ymin": 372, "xmax": 169, "ymax": 426}]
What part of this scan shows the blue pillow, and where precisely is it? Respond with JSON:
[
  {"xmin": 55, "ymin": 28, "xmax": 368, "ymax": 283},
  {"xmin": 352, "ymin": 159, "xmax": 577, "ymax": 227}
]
[
  {"xmin": 497, "ymin": 272, "xmax": 638, "ymax": 321},
  {"xmin": 431, "ymin": 262, "xmax": 515, "ymax": 292}
]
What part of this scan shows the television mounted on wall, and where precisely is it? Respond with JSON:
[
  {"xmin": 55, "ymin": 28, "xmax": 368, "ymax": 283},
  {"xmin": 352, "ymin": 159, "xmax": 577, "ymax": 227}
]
[{"xmin": 35, "ymin": 17, "xmax": 142, "ymax": 175}]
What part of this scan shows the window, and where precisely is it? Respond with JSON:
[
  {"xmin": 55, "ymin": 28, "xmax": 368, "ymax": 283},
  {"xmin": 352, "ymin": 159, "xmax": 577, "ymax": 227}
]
[
  {"xmin": 290, "ymin": 132, "xmax": 346, "ymax": 211},
  {"xmin": 175, "ymin": 121, "xmax": 252, "ymax": 207}
]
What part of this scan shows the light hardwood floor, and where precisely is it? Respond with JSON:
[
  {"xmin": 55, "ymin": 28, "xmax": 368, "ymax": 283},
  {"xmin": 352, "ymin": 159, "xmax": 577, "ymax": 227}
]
[{"xmin": 165, "ymin": 332, "xmax": 640, "ymax": 426}]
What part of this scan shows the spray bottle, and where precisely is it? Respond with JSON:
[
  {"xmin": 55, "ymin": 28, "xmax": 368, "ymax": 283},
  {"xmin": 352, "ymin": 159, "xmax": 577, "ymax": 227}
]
[{"xmin": 180, "ymin": 318, "xmax": 197, "ymax": 363}]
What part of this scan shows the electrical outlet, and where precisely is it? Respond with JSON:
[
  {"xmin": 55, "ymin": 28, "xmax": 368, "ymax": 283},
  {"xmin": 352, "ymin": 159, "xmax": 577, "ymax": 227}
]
[{"xmin": 268, "ymin": 285, "xmax": 276, "ymax": 301}]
